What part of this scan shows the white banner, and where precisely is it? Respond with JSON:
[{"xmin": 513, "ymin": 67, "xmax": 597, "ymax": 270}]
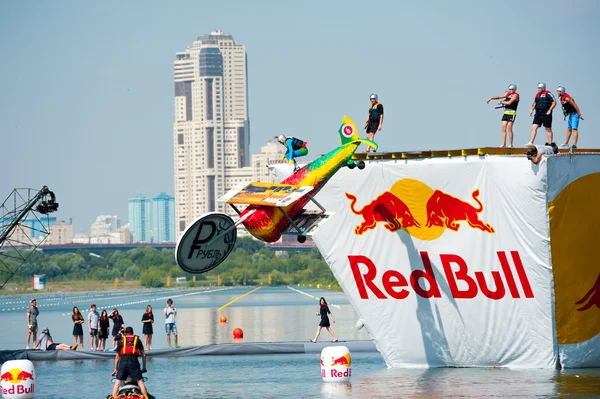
[{"xmin": 311, "ymin": 156, "xmax": 558, "ymax": 368}]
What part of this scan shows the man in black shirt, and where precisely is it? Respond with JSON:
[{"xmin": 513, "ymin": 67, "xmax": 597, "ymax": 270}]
[
  {"xmin": 363, "ymin": 94, "xmax": 383, "ymax": 152},
  {"xmin": 526, "ymin": 82, "xmax": 556, "ymax": 146},
  {"xmin": 111, "ymin": 326, "xmax": 147, "ymax": 398}
]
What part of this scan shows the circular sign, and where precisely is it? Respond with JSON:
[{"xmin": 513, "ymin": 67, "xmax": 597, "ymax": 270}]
[
  {"xmin": 175, "ymin": 213, "xmax": 237, "ymax": 274},
  {"xmin": 341, "ymin": 124, "xmax": 354, "ymax": 138}
]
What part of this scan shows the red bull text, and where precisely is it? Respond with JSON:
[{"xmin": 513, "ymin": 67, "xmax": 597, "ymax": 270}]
[{"xmin": 349, "ymin": 251, "xmax": 534, "ymax": 300}]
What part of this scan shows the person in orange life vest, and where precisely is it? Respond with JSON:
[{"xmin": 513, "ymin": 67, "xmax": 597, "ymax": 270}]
[
  {"xmin": 556, "ymin": 86, "xmax": 584, "ymax": 149},
  {"xmin": 274, "ymin": 135, "xmax": 308, "ymax": 173},
  {"xmin": 526, "ymin": 82, "xmax": 556, "ymax": 146},
  {"xmin": 111, "ymin": 326, "xmax": 148, "ymax": 399},
  {"xmin": 486, "ymin": 84, "xmax": 520, "ymax": 148},
  {"xmin": 363, "ymin": 93, "xmax": 383, "ymax": 153}
]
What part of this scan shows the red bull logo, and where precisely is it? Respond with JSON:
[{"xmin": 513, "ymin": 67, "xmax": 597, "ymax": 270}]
[
  {"xmin": 0, "ymin": 368, "xmax": 35, "ymax": 395},
  {"xmin": 349, "ymin": 251, "xmax": 534, "ymax": 300},
  {"xmin": 330, "ymin": 353, "xmax": 352, "ymax": 367},
  {"xmin": 346, "ymin": 179, "xmax": 494, "ymax": 239}
]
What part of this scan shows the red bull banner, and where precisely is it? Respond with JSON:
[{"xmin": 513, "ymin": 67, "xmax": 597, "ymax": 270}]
[{"xmin": 284, "ymin": 153, "xmax": 600, "ymax": 368}]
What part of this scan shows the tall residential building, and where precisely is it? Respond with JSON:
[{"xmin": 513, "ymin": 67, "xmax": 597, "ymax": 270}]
[
  {"xmin": 173, "ymin": 30, "xmax": 250, "ymax": 237},
  {"xmin": 128, "ymin": 194, "xmax": 151, "ymax": 242},
  {"xmin": 152, "ymin": 192, "xmax": 175, "ymax": 242}
]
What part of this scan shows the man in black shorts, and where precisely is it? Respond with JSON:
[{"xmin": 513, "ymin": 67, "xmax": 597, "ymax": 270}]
[
  {"xmin": 363, "ymin": 93, "xmax": 383, "ymax": 153},
  {"xmin": 526, "ymin": 82, "xmax": 556, "ymax": 146},
  {"xmin": 111, "ymin": 326, "xmax": 148, "ymax": 398}
]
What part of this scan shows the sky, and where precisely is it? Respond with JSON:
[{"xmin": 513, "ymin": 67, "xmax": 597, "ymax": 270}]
[{"xmin": 1, "ymin": 0, "xmax": 599, "ymax": 234}]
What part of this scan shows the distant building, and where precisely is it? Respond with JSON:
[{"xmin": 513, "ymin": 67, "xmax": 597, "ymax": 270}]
[
  {"xmin": 152, "ymin": 192, "xmax": 175, "ymax": 242},
  {"xmin": 173, "ymin": 30, "xmax": 250, "ymax": 237},
  {"xmin": 22, "ymin": 217, "xmax": 56, "ymax": 239},
  {"xmin": 45, "ymin": 221, "xmax": 73, "ymax": 245},
  {"xmin": 252, "ymin": 141, "xmax": 286, "ymax": 183},
  {"xmin": 128, "ymin": 194, "xmax": 151, "ymax": 242},
  {"xmin": 90, "ymin": 215, "xmax": 119, "ymax": 237}
]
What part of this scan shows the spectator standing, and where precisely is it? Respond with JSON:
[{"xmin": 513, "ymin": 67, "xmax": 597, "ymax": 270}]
[
  {"xmin": 164, "ymin": 299, "xmax": 180, "ymax": 349},
  {"xmin": 25, "ymin": 299, "xmax": 39, "ymax": 349},
  {"xmin": 141, "ymin": 305, "xmax": 154, "ymax": 350},
  {"xmin": 88, "ymin": 304, "xmax": 100, "ymax": 351},
  {"xmin": 109, "ymin": 308, "xmax": 124, "ymax": 348},
  {"xmin": 99, "ymin": 309, "xmax": 110, "ymax": 351},
  {"xmin": 72, "ymin": 306, "xmax": 85, "ymax": 351}
]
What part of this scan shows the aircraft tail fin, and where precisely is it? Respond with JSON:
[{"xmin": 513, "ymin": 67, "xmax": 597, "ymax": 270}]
[{"xmin": 338, "ymin": 115, "xmax": 359, "ymax": 145}]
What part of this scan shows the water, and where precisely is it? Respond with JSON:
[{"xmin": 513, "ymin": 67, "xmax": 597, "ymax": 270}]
[{"xmin": 1, "ymin": 287, "xmax": 599, "ymax": 398}]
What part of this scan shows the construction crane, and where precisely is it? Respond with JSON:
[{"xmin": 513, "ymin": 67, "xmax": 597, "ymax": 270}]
[{"xmin": 0, "ymin": 186, "xmax": 59, "ymax": 289}]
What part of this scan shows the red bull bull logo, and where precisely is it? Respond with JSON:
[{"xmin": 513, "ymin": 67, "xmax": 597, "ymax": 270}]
[
  {"xmin": 346, "ymin": 179, "xmax": 494, "ymax": 239},
  {"xmin": 0, "ymin": 367, "xmax": 35, "ymax": 396}
]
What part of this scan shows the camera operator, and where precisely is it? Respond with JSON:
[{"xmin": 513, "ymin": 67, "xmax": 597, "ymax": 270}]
[{"xmin": 525, "ymin": 143, "xmax": 557, "ymax": 165}]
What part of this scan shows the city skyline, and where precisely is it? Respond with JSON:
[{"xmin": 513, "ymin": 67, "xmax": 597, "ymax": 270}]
[{"xmin": 2, "ymin": 1, "xmax": 599, "ymax": 233}]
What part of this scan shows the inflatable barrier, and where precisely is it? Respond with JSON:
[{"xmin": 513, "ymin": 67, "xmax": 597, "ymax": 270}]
[{"xmin": 289, "ymin": 148, "xmax": 600, "ymax": 369}]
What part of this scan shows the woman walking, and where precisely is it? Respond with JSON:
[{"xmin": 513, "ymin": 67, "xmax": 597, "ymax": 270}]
[
  {"xmin": 71, "ymin": 306, "xmax": 85, "ymax": 351},
  {"xmin": 310, "ymin": 297, "xmax": 338, "ymax": 343},
  {"xmin": 141, "ymin": 305, "xmax": 154, "ymax": 350},
  {"xmin": 98, "ymin": 309, "xmax": 110, "ymax": 351}
]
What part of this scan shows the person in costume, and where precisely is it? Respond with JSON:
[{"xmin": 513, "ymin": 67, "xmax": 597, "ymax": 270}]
[{"xmin": 275, "ymin": 135, "xmax": 308, "ymax": 172}]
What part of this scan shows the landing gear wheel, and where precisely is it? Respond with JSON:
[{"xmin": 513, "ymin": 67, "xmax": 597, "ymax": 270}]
[
  {"xmin": 298, "ymin": 235, "xmax": 307, "ymax": 243},
  {"xmin": 357, "ymin": 161, "xmax": 365, "ymax": 170},
  {"xmin": 347, "ymin": 161, "xmax": 356, "ymax": 169}
]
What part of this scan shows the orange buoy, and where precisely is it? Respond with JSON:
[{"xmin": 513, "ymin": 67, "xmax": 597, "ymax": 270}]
[
  {"xmin": 233, "ymin": 327, "xmax": 243, "ymax": 339},
  {"xmin": 220, "ymin": 315, "xmax": 227, "ymax": 323}
]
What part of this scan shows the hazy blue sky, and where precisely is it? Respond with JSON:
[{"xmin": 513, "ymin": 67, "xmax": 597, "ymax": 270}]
[{"xmin": 1, "ymin": 0, "xmax": 599, "ymax": 233}]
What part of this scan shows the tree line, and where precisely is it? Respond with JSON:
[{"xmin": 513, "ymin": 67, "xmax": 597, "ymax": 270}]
[{"xmin": 1, "ymin": 238, "xmax": 340, "ymax": 289}]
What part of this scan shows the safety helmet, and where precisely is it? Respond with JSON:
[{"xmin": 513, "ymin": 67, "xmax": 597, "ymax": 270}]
[
  {"xmin": 556, "ymin": 86, "xmax": 566, "ymax": 93},
  {"xmin": 508, "ymin": 84, "xmax": 517, "ymax": 91},
  {"xmin": 277, "ymin": 135, "xmax": 285, "ymax": 143},
  {"xmin": 537, "ymin": 82, "xmax": 546, "ymax": 90},
  {"xmin": 369, "ymin": 93, "xmax": 378, "ymax": 101}
]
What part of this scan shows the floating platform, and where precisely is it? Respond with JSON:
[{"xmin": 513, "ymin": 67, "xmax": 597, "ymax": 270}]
[{"xmin": 0, "ymin": 340, "xmax": 378, "ymax": 363}]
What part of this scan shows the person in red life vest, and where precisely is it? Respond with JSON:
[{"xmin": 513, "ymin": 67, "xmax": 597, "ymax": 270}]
[
  {"xmin": 486, "ymin": 84, "xmax": 520, "ymax": 147},
  {"xmin": 526, "ymin": 82, "xmax": 556, "ymax": 146},
  {"xmin": 111, "ymin": 326, "xmax": 148, "ymax": 399},
  {"xmin": 363, "ymin": 93, "xmax": 383, "ymax": 153},
  {"xmin": 274, "ymin": 135, "xmax": 308, "ymax": 173},
  {"xmin": 556, "ymin": 86, "xmax": 584, "ymax": 149}
]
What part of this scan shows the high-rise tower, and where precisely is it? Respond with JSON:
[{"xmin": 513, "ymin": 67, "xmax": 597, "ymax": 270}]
[{"xmin": 173, "ymin": 31, "xmax": 250, "ymax": 236}]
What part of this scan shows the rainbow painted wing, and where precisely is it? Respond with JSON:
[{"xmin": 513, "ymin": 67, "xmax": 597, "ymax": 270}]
[{"xmin": 218, "ymin": 182, "xmax": 314, "ymax": 207}]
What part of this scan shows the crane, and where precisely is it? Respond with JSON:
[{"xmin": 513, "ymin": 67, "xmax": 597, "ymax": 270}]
[{"xmin": 0, "ymin": 186, "xmax": 59, "ymax": 289}]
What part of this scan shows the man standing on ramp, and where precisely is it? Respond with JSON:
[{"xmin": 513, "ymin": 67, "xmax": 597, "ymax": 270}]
[{"xmin": 363, "ymin": 94, "xmax": 383, "ymax": 153}]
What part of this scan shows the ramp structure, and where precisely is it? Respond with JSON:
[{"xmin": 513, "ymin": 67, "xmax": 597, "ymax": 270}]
[{"xmin": 279, "ymin": 147, "xmax": 600, "ymax": 369}]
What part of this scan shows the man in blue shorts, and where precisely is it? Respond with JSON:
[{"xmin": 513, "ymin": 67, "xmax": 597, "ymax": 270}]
[
  {"xmin": 164, "ymin": 299, "xmax": 180, "ymax": 348},
  {"xmin": 88, "ymin": 304, "xmax": 100, "ymax": 352},
  {"xmin": 556, "ymin": 86, "xmax": 584, "ymax": 149}
]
